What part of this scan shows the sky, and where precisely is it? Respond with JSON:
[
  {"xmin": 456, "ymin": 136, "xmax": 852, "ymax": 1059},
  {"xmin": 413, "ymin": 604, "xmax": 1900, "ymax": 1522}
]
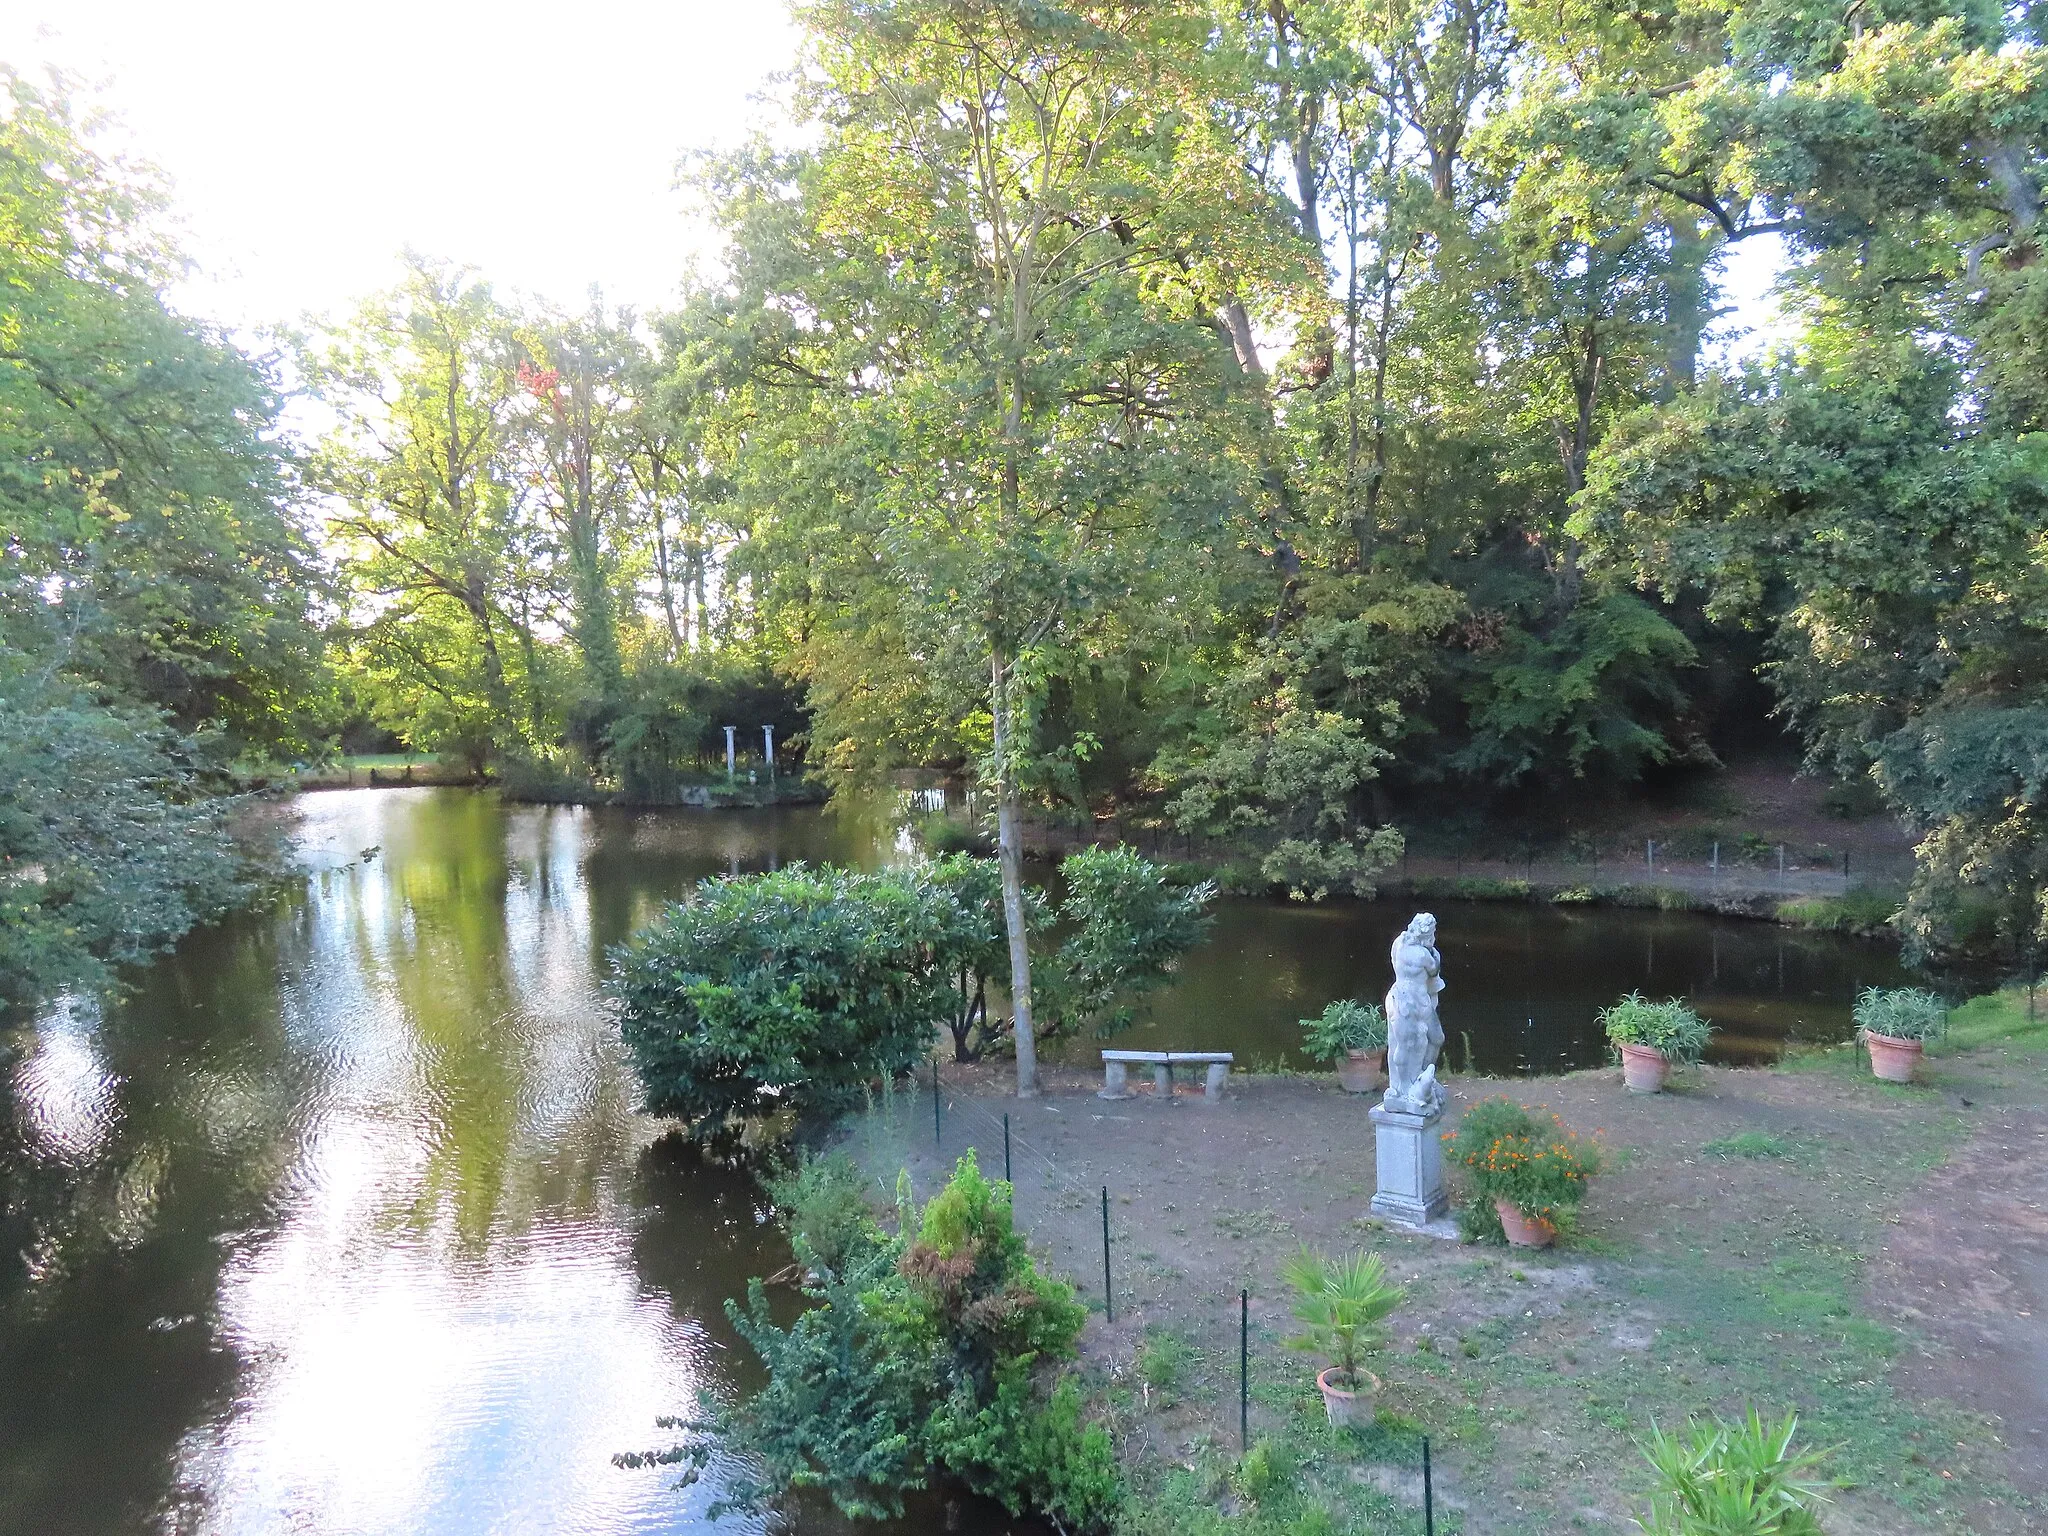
[
  {"xmin": 3, "ymin": 2, "xmax": 1788, "ymax": 358},
  {"xmin": 2, "ymin": 2, "xmax": 802, "ymax": 330}
]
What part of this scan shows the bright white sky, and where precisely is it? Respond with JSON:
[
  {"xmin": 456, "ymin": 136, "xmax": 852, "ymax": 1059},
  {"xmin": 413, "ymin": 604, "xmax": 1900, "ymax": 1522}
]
[
  {"xmin": 5, "ymin": 3, "xmax": 1788, "ymax": 360},
  {"xmin": 3, "ymin": 2, "xmax": 801, "ymax": 330}
]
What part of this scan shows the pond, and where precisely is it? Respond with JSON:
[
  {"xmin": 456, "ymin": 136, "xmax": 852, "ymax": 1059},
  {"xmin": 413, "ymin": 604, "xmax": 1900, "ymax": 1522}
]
[{"xmin": 0, "ymin": 789, "xmax": 1910, "ymax": 1535}]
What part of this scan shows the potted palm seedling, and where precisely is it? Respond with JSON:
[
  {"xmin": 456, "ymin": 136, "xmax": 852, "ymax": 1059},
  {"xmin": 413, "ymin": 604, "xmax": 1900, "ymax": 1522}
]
[
  {"xmin": 1300, "ymin": 999, "xmax": 1390, "ymax": 1093},
  {"xmin": 1279, "ymin": 1246, "xmax": 1405, "ymax": 1427},
  {"xmin": 1447, "ymin": 1097, "xmax": 1603, "ymax": 1248},
  {"xmin": 1599, "ymin": 993, "xmax": 1713, "ymax": 1094},
  {"xmin": 1854, "ymin": 986, "xmax": 1948, "ymax": 1083}
]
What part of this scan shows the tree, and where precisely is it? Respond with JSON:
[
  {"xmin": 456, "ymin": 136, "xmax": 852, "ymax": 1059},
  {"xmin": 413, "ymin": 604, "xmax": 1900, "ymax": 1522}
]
[
  {"xmin": 306, "ymin": 257, "xmax": 534, "ymax": 768},
  {"xmin": 1, "ymin": 71, "xmax": 318, "ymax": 1002},
  {"xmin": 1575, "ymin": 5, "xmax": 2048, "ymax": 962},
  {"xmin": 1, "ymin": 71, "xmax": 322, "ymax": 758},
  {"xmin": 694, "ymin": 0, "xmax": 1285, "ymax": 1096}
]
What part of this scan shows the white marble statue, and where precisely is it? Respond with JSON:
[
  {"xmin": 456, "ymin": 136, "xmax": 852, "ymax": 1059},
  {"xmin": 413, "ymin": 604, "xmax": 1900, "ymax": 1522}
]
[{"xmin": 1382, "ymin": 912, "xmax": 1446, "ymax": 1116}]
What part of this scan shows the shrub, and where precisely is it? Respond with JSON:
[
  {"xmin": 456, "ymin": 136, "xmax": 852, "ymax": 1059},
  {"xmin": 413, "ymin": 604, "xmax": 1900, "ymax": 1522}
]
[
  {"xmin": 1230, "ymin": 1436, "xmax": 1294, "ymax": 1502},
  {"xmin": 1298, "ymin": 999, "xmax": 1389, "ymax": 1061},
  {"xmin": 1278, "ymin": 1246, "xmax": 1405, "ymax": 1391},
  {"xmin": 917, "ymin": 812, "xmax": 989, "ymax": 857},
  {"xmin": 766, "ymin": 1151, "xmax": 880, "ymax": 1277},
  {"xmin": 1446, "ymin": 1098, "xmax": 1602, "ymax": 1239},
  {"xmin": 901, "ymin": 1151, "xmax": 1087, "ymax": 1383},
  {"xmin": 1853, "ymin": 986, "xmax": 1949, "ymax": 1042},
  {"xmin": 1775, "ymin": 890, "xmax": 1898, "ymax": 935},
  {"xmin": 1599, "ymin": 992, "xmax": 1714, "ymax": 1065},
  {"xmin": 607, "ymin": 864, "xmax": 947, "ymax": 1133},
  {"xmin": 1039, "ymin": 846, "xmax": 1215, "ymax": 1038},
  {"xmin": 664, "ymin": 1153, "xmax": 1119, "ymax": 1530},
  {"xmin": 709, "ymin": 1232, "xmax": 929, "ymax": 1521},
  {"xmin": 926, "ymin": 1365, "xmax": 1121, "ymax": 1532},
  {"xmin": 1636, "ymin": 1407, "xmax": 1829, "ymax": 1535}
]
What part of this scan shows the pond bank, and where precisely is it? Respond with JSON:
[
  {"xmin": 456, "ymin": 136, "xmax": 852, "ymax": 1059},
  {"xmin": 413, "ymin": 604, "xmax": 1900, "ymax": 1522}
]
[{"xmin": 842, "ymin": 989, "xmax": 2048, "ymax": 1535}]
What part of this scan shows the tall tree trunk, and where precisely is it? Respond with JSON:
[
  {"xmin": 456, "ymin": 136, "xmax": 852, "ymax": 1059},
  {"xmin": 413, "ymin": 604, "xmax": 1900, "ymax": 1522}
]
[
  {"xmin": 1220, "ymin": 297, "xmax": 1302, "ymax": 631},
  {"xmin": 1663, "ymin": 216, "xmax": 1710, "ymax": 398},
  {"xmin": 992, "ymin": 648, "xmax": 1038, "ymax": 1097}
]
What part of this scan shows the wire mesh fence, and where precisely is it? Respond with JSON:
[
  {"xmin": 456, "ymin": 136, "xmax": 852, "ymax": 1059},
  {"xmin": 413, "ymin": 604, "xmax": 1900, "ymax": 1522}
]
[{"xmin": 850, "ymin": 1066, "xmax": 1454, "ymax": 1531}]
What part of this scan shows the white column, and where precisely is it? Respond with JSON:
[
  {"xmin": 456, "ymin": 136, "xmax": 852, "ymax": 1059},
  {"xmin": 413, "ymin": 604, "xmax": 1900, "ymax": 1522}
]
[
  {"xmin": 762, "ymin": 723, "xmax": 775, "ymax": 779},
  {"xmin": 723, "ymin": 725, "xmax": 735, "ymax": 779}
]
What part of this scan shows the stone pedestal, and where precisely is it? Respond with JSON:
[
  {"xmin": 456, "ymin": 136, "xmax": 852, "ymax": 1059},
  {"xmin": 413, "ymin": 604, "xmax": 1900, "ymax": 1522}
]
[{"xmin": 1369, "ymin": 1103, "xmax": 1448, "ymax": 1227}]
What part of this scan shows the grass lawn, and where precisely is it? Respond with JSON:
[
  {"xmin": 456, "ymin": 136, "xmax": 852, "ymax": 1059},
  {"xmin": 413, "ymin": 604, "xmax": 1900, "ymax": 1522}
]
[{"xmin": 849, "ymin": 987, "xmax": 2048, "ymax": 1534}]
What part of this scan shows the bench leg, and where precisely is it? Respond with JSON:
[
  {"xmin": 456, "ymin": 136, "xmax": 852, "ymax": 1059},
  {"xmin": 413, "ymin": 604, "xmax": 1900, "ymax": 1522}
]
[
  {"xmin": 1152, "ymin": 1064, "xmax": 1173, "ymax": 1099},
  {"xmin": 1099, "ymin": 1060, "xmax": 1131, "ymax": 1100},
  {"xmin": 1204, "ymin": 1063, "xmax": 1229, "ymax": 1102}
]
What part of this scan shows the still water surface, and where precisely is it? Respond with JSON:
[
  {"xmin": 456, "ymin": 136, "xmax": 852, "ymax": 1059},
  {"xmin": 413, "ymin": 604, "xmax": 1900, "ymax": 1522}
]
[{"xmin": 1, "ymin": 789, "xmax": 1908, "ymax": 1535}]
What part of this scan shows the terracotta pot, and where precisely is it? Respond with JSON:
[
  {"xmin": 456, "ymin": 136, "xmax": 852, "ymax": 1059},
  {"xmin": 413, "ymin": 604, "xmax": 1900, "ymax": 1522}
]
[
  {"xmin": 1865, "ymin": 1030, "xmax": 1924, "ymax": 1084},
  {"xmin": 1494, "ymin": 1197, "xmax": 1556, "ymax": 1249},
  {"xmin": 1316, "ymin": 1366, "xmax": 1378, "ymax": 1428},
  {"xmin": 1335, "ymin": 1048, "xmax": 1387, "ymax": 1094},
  {"xmin": 1619, "ymin": 1040, "xmax": 1671, "ymax": 1094}
]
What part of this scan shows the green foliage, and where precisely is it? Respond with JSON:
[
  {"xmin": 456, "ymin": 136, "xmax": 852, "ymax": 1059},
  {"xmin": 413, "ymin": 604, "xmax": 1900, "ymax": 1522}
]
[
  {"xmin": 1448, "ymin": 1098, "xmax": 1603, "ymax": 1231},
  {"xmin": 765, "ymin": 1151, "xmax": 880, "ymax": 1278},
  {"xmin": 1454, "ymin": 594, "xmax": 1703, "ymax": 788},
  {"xmin": 701, "ymin": 1152, "xmax": 1118, "ymax": 1530},
  {"xmin": 1774, "ymin": 890, "xmax": 1899, "ymax": 936},
  {"xmin": 1635, "ymin": 1408, "xmax": 1830, "ymax": 1536},
  {"xmin": 1599, "ymin": 993, "xmax": 1714, "ymax": 1065},
  {"xmin": 0, "ymin": 74, "xmax": 317, "ymax": 1003},
  {"xmin": 1298, "ymin": 999, "xmax": 1389, "ymax": 1061},
  {"xmin": 918, "ymin": 852, "xmax": 1042, "ymax": 1062},
  {"xmin": 1852, "ymin": 987, "xmax": 1949, "ymax": 1043},
  {"xmin": 1137, "ymin": 1329, "xmax": 1195, "ymax": 1394},
  {"xmin": 1230, "ymin": 1437, "xmax": 1294, "ymax": 1503},
  {"xmin": 925, "ymin": 1365, "xmax": 1122, "ymax": 1533},
  {"xmin": 0, "ymin": 675, "xmax": 267, "ymax": 1002},
  {"xmin": 716, "ymin": 1230, "xmax": 930, "ymax": 1521},
  {"xmin": 1277, "ymin": 1246, "xmax": 1405, "ymax": 1389},
  {"xmin": 902, "ymin": 1151, "xmax": 1087, "ymax": 1385},
  {"xmin": 1040, "ymin": 847, "xmax": 1215, "ymax": 1039},
  {"xmin": 1704, "ymin": 1133, "xmax": 1793, "ymax": 1161},
  {"xmin": 605, "ymin": 864, "xmax": 946, "ymax": 1131}
]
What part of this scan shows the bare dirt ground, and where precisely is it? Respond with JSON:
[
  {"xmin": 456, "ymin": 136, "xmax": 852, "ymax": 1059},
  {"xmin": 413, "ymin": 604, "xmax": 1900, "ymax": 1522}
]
[{"xmin": 847, "ymin": 1017, "xmax": 2047, "ymax": 1534}]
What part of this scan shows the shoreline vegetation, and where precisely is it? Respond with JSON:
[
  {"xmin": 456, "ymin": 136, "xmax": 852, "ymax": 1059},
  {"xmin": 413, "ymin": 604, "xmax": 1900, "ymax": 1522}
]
[{"xmin": 274, "ymin": 769, "xmax": 1913, "ymax": 945}]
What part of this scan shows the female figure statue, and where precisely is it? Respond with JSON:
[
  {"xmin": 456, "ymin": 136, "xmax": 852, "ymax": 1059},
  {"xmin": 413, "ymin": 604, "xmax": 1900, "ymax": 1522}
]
[{"xmin": 1382, "ymin": 912, "xmax": 1446, "ymax": 1115}]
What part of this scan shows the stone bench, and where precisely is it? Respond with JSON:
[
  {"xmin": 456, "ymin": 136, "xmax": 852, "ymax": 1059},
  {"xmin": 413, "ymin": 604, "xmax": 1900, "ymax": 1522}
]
[{"xmin": 1099, "ymin": 1050, "xmax": 1233, "ymax": 1103}]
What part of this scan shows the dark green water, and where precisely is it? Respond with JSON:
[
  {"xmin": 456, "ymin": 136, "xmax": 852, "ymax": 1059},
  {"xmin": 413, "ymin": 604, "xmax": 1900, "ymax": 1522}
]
[{"xmin": 0, "ymin": 788, "xmax": 1909, "ymax": 1535}]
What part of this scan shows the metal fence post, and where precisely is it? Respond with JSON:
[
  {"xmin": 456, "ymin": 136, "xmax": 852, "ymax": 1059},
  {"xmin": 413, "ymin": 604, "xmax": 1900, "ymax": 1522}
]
[
  {"xmin": 1423, "ymin": 1435, "xmax": 1435, "ymax": 1536},
  {"xmin": 1003, "ymin": 1113, "xmax": 1011, "ymax": 1182},
  {"xmin": 931, "ymin": 1059, "xmax": 941, "ymax": 1146},
  {"xmin": 1239, "ymin": 1288, "xmax": 1249, "ymax": 1452},
  {"xmin": 1101, "ymin": 1187, "xmax": 1113, "ymax": 1323}
]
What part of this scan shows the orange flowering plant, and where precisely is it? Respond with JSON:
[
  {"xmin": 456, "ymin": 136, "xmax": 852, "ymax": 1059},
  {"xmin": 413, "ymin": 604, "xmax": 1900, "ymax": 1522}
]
[{"xmin": 1444, "ymin": 1098, "xmax": 1602, "ymax": 1238}]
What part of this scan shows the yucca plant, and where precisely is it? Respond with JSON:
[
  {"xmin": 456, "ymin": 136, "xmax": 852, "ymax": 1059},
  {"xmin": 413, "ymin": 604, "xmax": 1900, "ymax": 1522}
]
[
  {"xmin": 1600, "ymin": 993, "xmax": 1714, "ymax": 1064},
  {"xmin": 1636, "ymin": 1408, "xmax": 1830, "ymax": 1535},
  {"xmin": 1278, "ymin": 1247, "xmax": 1405, "ymax": 1390},
  {"xmin": 1853, "ymin": 986, "xmax": 1948, "ymax": 1043}
]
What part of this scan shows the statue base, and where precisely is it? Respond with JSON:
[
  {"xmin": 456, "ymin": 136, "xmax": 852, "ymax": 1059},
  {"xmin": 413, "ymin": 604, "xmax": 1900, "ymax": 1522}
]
[{"xmin": 1369, "ymin": 1102, "xmax": 1451, "ymax": 1229}]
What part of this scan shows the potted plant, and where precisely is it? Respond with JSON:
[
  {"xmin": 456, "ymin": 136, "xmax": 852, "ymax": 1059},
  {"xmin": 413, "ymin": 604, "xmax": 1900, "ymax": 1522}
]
[
  {"xmin": 1300, "ymin": 1000, "xmax": 1390, "ymax": 1093},
  {"xmin": 1446, "ymin": 1098, "xmax": 1602, "ymax": 1248},
  {"xmin": 1598, "ymin": 993, "xmax": 1713, "ymax": 1094},
  {"xmin": 1854, "ymin": 986, "xmax": 1947, "ymax": 1083},
  {"xmin": 1278, "ymin": 1246, "xmax": 1405, "ymax": 1427}
]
